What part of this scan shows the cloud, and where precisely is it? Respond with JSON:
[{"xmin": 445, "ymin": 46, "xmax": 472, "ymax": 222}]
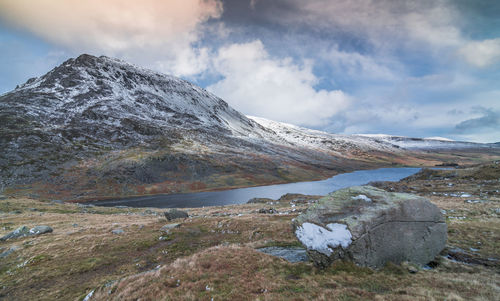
[
  {"xmin": 0, "ymin": 0, "xmax": 223, "ymax": 76},
  {"xmin": 207, "ymin": 40, "xmax": 350, "ymax": 126},
  {"xmin": 455, "ymin": 107, "xmax": 500, "ymax": 133},
  {"xmin": 260, "ymin": 0, "xmax": 462, "ymax": 51},
  {"xmin": 458, "ymin": 38, "xmax": 500, "ymax": 68}
]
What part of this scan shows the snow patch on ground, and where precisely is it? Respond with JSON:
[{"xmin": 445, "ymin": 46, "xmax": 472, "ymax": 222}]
[{"xmin": 295, "ymin": 222, "xmax": 352, "ymax": 256}]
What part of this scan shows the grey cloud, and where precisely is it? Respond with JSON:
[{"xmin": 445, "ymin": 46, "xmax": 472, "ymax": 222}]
[{"xmin": 454, "ymin": 108, "xmax": 500, "ymax": 133}]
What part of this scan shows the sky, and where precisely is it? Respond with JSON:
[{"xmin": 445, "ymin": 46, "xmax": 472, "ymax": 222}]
[{"xmin": 0, "ymin": 0, "xmax": 499, "ymax": 143}]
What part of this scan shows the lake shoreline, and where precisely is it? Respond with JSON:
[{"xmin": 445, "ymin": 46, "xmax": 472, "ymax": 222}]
[{"xmin": 87, "ymin": 167, "xmax": 427, "ymax": 209}]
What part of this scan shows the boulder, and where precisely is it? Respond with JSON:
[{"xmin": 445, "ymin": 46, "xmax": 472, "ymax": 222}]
[
  {"xmin": 293, "ymin": 186, "xmax": 447, "ymax": 268},
  {"xmin": 164, "ymin": 209, "xmax": 189, "ymax": 221}
]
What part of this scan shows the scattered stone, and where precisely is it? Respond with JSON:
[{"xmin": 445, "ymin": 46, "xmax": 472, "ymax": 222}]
[
  {"xmin": 258, "ymin": 208, "xmax": 277, "ymax": 214},
  {"xmin": 164, "ymin": 209, "xmax": 189, "ymax": 221},
  {"xmin": 1, "ymin": 225, "xmax": 53, "ymax": 241},
  {"xmin": 257, "ymin": 246, "xmax": 309, "ymax": 263},
  {"xmin": 401, "ymin": 261, "xmax": 419, "ymax": 274},
  {"xmin": 111, "ymin": 229, "xmax": 124, "ymax": 235},
  {"xmin": 9, "ymin": 210, "xmax": 22, "ymax": 214},
  {"xmin": 0, "ymin": 226, "xmax": 29, "ymax": 241},
  {"xmin": 142, "ymin": 209, "xmax": 157, "ymax": 215},
  {"xmin": 247, "ymin": 197, "xmax": 274, "ymax": 204},
  {"xmin": 293, "ymin": 186, "xmax": 447, "ymax": 268},
  {"xmin": 83, "ymin": 289, "xmax": 95, "ymax": 301},
  {"xmin": 0, "ymin": 246, "xmax": 20, "ymax": 259},
  {"xmin": 29, "ymin": 226, "xmax": 53, "ymax": 235},
  {"xmin": 51, "ymin": 200, "xmax": 64, "ymax": 204},
  {"xmin": 160, "ymin": 223, "xmax": 180, "ymax": 233},
  {"xmin": 114, "ymin": 206, "xmax": 129, "ymax": 209}
]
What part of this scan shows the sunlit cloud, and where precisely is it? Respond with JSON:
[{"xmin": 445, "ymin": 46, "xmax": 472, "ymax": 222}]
[{"xmin": 0, "ymin": 0, "xmax": 223, "ymax": 76}]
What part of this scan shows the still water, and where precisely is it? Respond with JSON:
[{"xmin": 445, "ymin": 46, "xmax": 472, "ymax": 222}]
[{"xmin": 90, "ymin": 167, "xmax": 422, "ymax": 209}]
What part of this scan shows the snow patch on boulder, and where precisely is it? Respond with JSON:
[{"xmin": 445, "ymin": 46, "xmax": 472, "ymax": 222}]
[
  {"xmin": 295, "ymin": 222, "xmax": 352, "ymax": 256},
  {"xmin": 352, "ymin": 194, "xmax": 372, "ymax": 202}
]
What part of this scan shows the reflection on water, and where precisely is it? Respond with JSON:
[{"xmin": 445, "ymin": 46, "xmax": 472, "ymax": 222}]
[{"xmin": 91, "ymin": 167, "xmax": 421, "ymax": 208}]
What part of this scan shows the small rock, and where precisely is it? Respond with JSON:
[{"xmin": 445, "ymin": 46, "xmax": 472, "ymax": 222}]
[
  {"xmin": 0, "ymin": 226, "xmax": 30, "ymax": 241},
  {"xmin": 401, "ymin": 261, "xmax": 419, "ymax": 274},
  {"xmin": 258, "ymin": 208, "xmax": 277, "ymax": 214},
  {"xmin": 0, "ymin": 246, "xmax": 20, "ymax": 258},
  {"xmin": 83, "ymin": 289, "xmax": 94, "ymax": 301},
  {"xmin": 111, "ymin": 229, "xmax": 124, "ymax": 235},
  {"xmin": 247, "ymin": 197, "xmax": 274, "ymax": 204},
  {"xmin": 257, "ymin": 246, "xmax": 309, "ymax": 263},
  {"xmin": 51, "ymin": 200, "xmax": 64, "ymax": 204},
  {"xmin": 164, "ymin": 209, "xmax": 189, "ymax": 221},
  {"xmin": 29, "ymin": 226, "xmax": 53, "ymax": 235},
  {"xmin": 160, "ymin": 223, "xmax": 180, "ymax": 233}
]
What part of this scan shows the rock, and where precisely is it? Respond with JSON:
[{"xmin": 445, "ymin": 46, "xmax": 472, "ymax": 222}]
[
  {"xmin": 160, "ymin": 223, "xmax": 180, "ymax": 233},
  {"xmin": 0, "ymin": 226, "xmax": 30, "ymax": 241},
  {"xmin": 1, "ymin": 225, "xmax": 54, "ymax": 241},
  {"xmin": 293, "ymin": 186, "xmax": 447, "ymax": 269},
  {"xmin": 258, "ymin": 208, "xmax": 277, "ymax": 214},
  {"xmin": 257, "ymin": 246, "xmax": 309, "ymax": 263},
  {"xmin": 247, "ymin": 197, "xmax": 274, "ymax": 204},
  {"xmin": 0, "ymin": 246, "xmax": 21, "ymax": 258},
  {"xmin": 111, "ymin": 228, "xmax": 124, "ymax": 235},
  {"xmin": 164, "ymin": 209, "xmax": 188, "ymax": 221},
  {"xmin": 29, "ymin": 226, "xmax": 53, "ymax": 235}
]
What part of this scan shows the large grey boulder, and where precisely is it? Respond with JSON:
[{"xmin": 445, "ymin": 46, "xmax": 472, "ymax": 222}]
[{"xmin": 292, "ymin": 186, "xmax": 447, "ymax": 268}]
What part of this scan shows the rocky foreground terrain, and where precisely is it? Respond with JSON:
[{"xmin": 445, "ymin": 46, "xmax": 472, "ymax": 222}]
[
  {"xmin": 0, "ymin": 162, "xmax": 498, "ymax": 300},
  {"xmin": 1, "ymin": 54, "xmax": 499, "ymax": 201}
]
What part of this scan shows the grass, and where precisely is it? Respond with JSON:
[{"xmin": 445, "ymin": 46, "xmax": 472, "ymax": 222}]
[{"xmin": 0, "ymin": 162, "xmax": 499, "ymax": 300}]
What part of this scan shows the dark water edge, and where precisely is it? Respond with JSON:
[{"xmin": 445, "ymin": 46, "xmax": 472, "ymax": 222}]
[{"xmin": 88, "ymin": 167, "xmax": 422, "ymax": 209}]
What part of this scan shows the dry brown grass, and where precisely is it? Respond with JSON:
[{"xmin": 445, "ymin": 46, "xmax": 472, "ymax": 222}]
[{"xmin": 1, "ymin": 163, "xmax": 499, "ymax": 300}]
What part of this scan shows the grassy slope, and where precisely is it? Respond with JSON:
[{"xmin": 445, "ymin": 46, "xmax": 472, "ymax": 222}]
[{"xmin": 0, "ymin": 162, "xmax": 499, "ymax": 300}]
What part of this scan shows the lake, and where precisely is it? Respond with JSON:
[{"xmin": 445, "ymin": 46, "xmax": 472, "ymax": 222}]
[{"xmin": 90, "ymin": 167, "xmax": 422, "ymax": 208}]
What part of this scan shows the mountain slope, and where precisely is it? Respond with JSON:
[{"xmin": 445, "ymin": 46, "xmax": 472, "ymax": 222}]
[{"xmin": 1, "ymin": 54, "xmax": 498, "ymax": 200}]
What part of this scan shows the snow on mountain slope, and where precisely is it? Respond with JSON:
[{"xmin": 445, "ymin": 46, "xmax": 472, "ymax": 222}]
[
  {"xmin": 355, "ymin": 134, "xmax": 490, "ymax": 150},
  {"xmin": 5, "ymin": 54, "xmax": 260, "ymax": 138},
  {"xmin": 1, "ymin": 54, "xmax": 498, "ymax": 200},
  {"xmin": 250, "ymin": 116, "xmax": 400, "ymax": 152}
]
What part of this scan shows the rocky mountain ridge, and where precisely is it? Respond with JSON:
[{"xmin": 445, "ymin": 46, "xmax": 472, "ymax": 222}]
[{"xmin": 1, "ymin": 54, "xmax": 498, "ymax": 200}]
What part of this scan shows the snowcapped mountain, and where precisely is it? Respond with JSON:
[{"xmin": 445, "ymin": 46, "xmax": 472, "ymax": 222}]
[
  {"xmin": 1, "ymin": 54, "xmax": 498, "ymax": 200},
  {"xmin": 355, "ymin": 134, "xmax": 493, "ymax": 150}
]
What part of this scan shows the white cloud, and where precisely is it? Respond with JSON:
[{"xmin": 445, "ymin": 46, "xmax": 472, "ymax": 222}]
[
  {"xmin": 207, "ymin": 40, "xmax": 350, "ymax": 126},
  {"xmin": 0, "ymin": 0, "xmax": 223, "ymax": 77},
  {"xmin": 458, "ymin": 38, "xmax": 500, "ymax": 68}
]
